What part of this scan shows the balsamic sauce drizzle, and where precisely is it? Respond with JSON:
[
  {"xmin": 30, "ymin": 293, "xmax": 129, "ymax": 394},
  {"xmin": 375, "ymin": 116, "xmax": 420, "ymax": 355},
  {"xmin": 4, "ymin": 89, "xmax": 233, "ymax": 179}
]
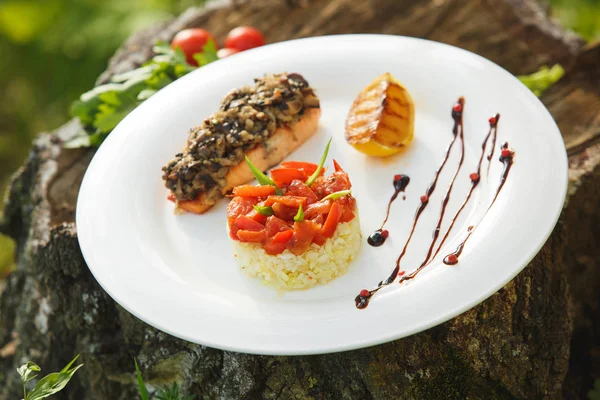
[
  {"xmin": 417, "ymin": 105, "xmax": 466, "ymax": 266},
  {"xmin": 355, "ymin": 97, "xmax": 465, "ymax": 309},
  {"xmin": 443, "ymin": 142, "xmax": 514, "ymax": 265},
  {"xmin": 367, "ymin": 174, "xmax": 410, "ymax": 247},
  {"xmin": 486, "ymin": 116, "xmax": 499, "ymax": 177},
  {"xmin": 430, "ymin": 114, "xmax": 500, "ymax": 262}
]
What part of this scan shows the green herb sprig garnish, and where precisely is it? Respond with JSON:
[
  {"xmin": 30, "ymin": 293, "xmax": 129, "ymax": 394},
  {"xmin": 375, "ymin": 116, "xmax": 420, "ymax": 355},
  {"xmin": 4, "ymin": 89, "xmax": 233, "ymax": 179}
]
[
  {"xmin": 322, "ymin": 190, "xmax": 351, "ymax": 201},
  {"xmin": 306, "ymin": 138, "xmax": 332, "ymax": 187},
  {"xmin": 293, "ymin": 203, "xmax": 304, "ymax": 222},
  {"xmin": 253, "ymin": 205, "xmax": 274, "ymax": 216},
  {"xmin": 245, "ymin": 156, "xmax": 283, "ymax": 195}
]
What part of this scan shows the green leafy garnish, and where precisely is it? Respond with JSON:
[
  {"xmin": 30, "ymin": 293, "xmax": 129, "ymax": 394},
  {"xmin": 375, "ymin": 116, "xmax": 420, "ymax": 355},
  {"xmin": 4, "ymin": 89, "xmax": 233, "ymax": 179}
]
[
  {"xmin": 134, "ymin": 359, "xmax": 150, "ymax": 400},
  {"xmin": 306, "ymin": 138, "xmax": 332, "ymax": 187},
  {"xmin": 293, "ymin": 203, "xmax": 304, "ymax": 222},
  {"xmin": 245, "ymin": 156, "xmax": 282, "ymax": 195},
  {"xmin": 253, "ymin": 205, "xmax": 274, "ymax": 216},
  {"xmin": 322, "ymin": 190, "xmax": 351, "ymax": 201},
  {"xmin": 19, "ymin": 355, "xmax": 83, "ymax": 400},
  {"xmin": 518, "ymin": 64, "xmax": 564, "ymax": 97},
  {"xmin": 193, "ymin": 39, "xmax": 219, "ymax": 67},
  {"xmin": 67, "ymin": 40, "xmax": 219, "ymax": 148}
]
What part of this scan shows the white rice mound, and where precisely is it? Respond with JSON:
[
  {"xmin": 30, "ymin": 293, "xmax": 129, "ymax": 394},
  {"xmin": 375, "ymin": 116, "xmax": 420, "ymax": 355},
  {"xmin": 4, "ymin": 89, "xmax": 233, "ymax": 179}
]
[{"xmin": 232, "ymin": 216, "xmax": 362, "ymax": 290}]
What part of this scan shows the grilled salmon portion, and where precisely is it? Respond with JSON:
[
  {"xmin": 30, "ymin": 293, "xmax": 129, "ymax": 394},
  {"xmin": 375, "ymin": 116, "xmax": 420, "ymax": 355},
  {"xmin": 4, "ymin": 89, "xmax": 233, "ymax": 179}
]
[
  {"xmin": 162, "ymin": 73, "xmax": 321, "ymax": 214},
  {"xmin": 172, "ymin": 108, "xmax": 320, "ymax": 214}
]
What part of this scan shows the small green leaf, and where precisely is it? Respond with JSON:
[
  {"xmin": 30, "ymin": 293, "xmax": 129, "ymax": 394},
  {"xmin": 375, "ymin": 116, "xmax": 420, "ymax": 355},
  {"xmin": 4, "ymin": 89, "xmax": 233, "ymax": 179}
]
[
  {"xmin": 193, "ymin": 39, "xmax": 219, "ymax": 67},
  {"xmin": 137, "ymin": 89, "xmax": 157, "ymax": 101},
  {"xmin": 517, "ymin": 64, "xmax": 564, "ymax": 97},
  {"xmin": 145, "ymin": 69, "xmax": 174, "ymax": 91},
  {"xmin": 152, "ymin": 42, "xmax": 172, "ymax": 55},
  {"xmin": 17, "ymin": 361, "xmax": 41, "ymax": 384},
  {"xmin": 134, "ymin": 359, "xmax": 150, "ymax": 400},
  {"xmin": 293, "ymin": 203, "xmax": 304, "ymax": 222},
  {"xmin": 70, "ymin": 98, "xmax": 100, "ymax": 125},
  {"xmin": 110, "ymin": 65, "xmax": 157, "ymax": 83},
  {"xmin": 59, "ymin": 355, "xmax": 80, "ymax": 373},
  {"xmin": 79, "ymin": 83, "xmax": 124, "ymax": 102},
  {"xmin": 306, "ymin": 138, "xmax": 332, "ymax": 187},
  {"xmin": 321, "ymin": 190, "xmax": 351, "ymax": 201},
  {"xmin": 93, "ymin": 101, "xmax": 140, "ymax": 133},
  {"xmin": 253, "ymin": 205, "xmax": 274, "ymax": 216},
  {"xmin": 245, "ymin": 156, "xmax": 282, "ymax": 195},
  {"xmin": 97, "ymin": 90, "xmax": 124, "ymax": 107},
  {"xmin": 26, "ymin": 362, "xmax": 83, "ymax": 400},
  {"xmin": 170, "ymin": 46, "xmax": 191, "ymax": 68}
]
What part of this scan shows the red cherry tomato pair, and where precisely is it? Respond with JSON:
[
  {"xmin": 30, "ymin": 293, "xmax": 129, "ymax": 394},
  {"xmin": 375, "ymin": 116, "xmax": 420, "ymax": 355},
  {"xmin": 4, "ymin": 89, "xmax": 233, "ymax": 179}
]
[{"xmin": 171, "ymin": 26, "xmax": 265, "ymax": 65}]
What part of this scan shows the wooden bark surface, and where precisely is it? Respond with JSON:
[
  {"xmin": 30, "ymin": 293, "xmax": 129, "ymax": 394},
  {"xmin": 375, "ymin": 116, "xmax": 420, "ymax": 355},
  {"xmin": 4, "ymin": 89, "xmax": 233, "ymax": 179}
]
[{"xmin": 1, "ymin": 1, "xmax": 598, "ymax": 399}]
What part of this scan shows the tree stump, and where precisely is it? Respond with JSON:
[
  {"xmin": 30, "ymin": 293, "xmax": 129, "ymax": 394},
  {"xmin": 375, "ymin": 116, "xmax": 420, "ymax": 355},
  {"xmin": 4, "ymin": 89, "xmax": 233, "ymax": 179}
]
[{"xmin": 1, "ymin": 0, "xmax": 598, "ymax": 399}]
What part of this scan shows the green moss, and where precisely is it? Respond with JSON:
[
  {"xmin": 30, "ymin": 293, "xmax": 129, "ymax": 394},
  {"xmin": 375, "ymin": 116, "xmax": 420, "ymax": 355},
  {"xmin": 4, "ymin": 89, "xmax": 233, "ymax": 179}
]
[
  {"xmin": 0, "ymin": 234, "xmax": 15, "ymax": 278},
  {"xmin": 404, "ymin": 350, "xmax": 514, "ymax": 400},
  {"xmin": 147, "ymin": 353, "xmax": 190, "ymax": 384}
]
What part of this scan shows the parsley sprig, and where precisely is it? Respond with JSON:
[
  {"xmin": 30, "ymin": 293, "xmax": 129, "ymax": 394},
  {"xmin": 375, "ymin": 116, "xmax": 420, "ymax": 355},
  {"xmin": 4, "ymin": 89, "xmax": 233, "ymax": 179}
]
[{"xmin": 66, "ymin": 40, "xmax": 218, "ymax": 148}]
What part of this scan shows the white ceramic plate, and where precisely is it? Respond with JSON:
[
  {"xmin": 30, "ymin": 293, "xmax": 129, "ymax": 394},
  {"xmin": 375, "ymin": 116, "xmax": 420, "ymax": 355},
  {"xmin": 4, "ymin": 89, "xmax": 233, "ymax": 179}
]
[{"xmin": 77, "ymin": 35, "xmax": 567, "ymax": 355}]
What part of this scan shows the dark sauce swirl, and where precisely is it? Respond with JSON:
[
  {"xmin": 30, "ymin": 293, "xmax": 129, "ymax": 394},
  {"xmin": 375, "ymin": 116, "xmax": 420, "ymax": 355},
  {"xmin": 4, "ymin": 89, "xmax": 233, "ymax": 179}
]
[
  {"xmin": 430, "ymin": 114, "xmax": 500, "ymax": 262},
  {"xmin": 356, "ymin": 98, "xmax": 465, "ymax": 309},
  {"xmin": 367, "ymin": 174, "xmax": 410, "ymax": 247},
  {"xmin": 417, "ymin": 103, "xmax": 467, "ymax": 266},
  {"xmin": 486, "ymin": 115, "xmax": 499, "ymax": 177},
  {"xmin": 443, "ymin": 142, "xmax": 514, "ymax": 265},
  {"xmin": 356, "ymin": 104, "xmax": 515, "ymax": 309}
]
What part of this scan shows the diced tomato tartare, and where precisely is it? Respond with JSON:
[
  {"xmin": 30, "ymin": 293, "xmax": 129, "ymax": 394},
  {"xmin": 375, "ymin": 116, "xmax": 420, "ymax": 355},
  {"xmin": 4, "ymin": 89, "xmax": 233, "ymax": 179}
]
[{"xmin": 227, "ymin": 160, "xmax": 356, "ymax": 255}]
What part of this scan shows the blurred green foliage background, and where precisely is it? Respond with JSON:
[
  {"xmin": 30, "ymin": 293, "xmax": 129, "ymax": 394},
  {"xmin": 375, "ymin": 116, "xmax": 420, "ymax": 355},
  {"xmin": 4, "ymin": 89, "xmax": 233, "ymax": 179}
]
[{"xmin": 0, "ymin": 0, "xmax": 599, "ymax": 275}]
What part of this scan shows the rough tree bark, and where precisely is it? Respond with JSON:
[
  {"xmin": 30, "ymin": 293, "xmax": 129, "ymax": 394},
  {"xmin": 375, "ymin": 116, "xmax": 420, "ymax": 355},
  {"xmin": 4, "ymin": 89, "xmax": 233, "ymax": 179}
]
[{"xmin": 0, "ymin": 0, "xmax": 598, "ymax": 399}]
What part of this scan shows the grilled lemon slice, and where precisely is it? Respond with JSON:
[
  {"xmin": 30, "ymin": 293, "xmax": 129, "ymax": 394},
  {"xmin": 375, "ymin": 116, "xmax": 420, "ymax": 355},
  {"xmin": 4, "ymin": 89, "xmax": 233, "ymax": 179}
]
[{"xmin": 345, "ymin": 73, "xmax": 415, "ymax": 156}]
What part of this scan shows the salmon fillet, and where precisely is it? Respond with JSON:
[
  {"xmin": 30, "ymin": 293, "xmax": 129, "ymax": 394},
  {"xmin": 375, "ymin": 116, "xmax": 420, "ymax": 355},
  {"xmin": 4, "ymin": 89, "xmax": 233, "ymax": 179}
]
[{"xmin": 162, "ymin": 73, "xmax": 321, "ymax": 214}]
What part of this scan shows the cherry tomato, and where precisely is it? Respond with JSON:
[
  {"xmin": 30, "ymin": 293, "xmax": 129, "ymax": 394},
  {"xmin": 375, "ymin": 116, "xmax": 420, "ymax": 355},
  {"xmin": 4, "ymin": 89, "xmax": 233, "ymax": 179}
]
[
  {"xmin": 225, "ymin": 26, "xmax": 265, "ymax": 52},
  {"xmin": 217, "ymin": 48, "xmax": 239, "ymax": 58},
  {"xmin": 171, "ymin": 28, "xmax": 217, "ymax": 66}
]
